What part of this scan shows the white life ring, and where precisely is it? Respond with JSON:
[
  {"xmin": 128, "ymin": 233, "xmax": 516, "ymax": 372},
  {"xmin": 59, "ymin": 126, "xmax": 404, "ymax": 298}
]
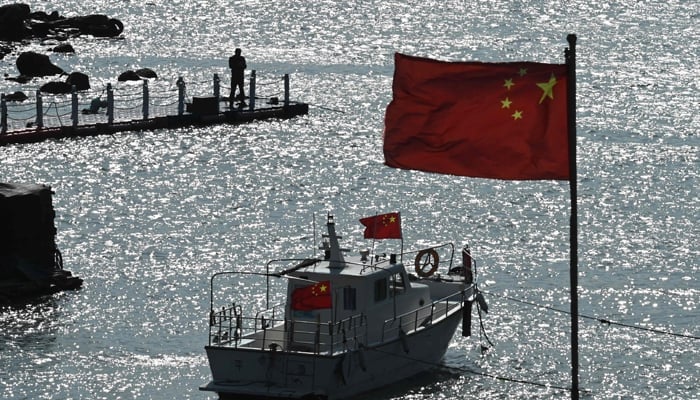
[{"xmin": 415, "ymin": 248, "xmax": 439, "ymax": 277}]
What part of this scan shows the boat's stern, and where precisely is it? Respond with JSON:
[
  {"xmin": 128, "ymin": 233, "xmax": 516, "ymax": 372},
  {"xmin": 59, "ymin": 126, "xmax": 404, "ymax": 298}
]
[{"xmin": 200, "ymin": 344, "xmax": 334, "ymax": 399}]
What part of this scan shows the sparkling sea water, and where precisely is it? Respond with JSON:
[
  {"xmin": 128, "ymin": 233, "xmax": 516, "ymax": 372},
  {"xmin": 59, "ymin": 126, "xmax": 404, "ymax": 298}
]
[{"xmin": 1, "ymin": 1, "xmax": 698, "ymax": 399}]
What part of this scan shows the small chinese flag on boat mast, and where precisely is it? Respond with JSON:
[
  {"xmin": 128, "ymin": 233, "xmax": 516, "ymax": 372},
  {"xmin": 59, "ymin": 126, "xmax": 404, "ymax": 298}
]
[{"xmin": 360, "ymin": 212, "xmax": 402, "ymax": 239}]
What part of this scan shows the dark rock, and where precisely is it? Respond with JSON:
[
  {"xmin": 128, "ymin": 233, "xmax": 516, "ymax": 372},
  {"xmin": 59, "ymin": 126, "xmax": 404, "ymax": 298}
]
[
  {"xmin": 0, "ymin": 44, "xmax": 11, "ymax": 60},
  {"xmin": 135, "ymin": 68, "xmax": 158, "ymax": 79},
  {"xmin": 5, "ymin": 74, "xmax": 32, "ymax": 83},
  {"xmin": 16, "ymin": 51, "xmax": 64, "ymax": 77},
  {"xmin": 118, "ymin": 70, "xmax": 142, "ymax": 82},
  {"xmin": 0, "ymin": 3, "xmax": 30, "ymax": 19},
  {"xmin": 3, "ymin": 91, "xmax": 28, "ymax": 102},
  {"xmin": 66, "ymin": 72, "xmax": 90, "ymax": 90},
  {"xmin": 40, "ymin": 81, "xmax": 72, "ymax": 94},
  {"xmin": 0, "ymin": 5, "xmax": 123, "ymax": 42},
  {"xmin": 0, "ymin": 4, "xmax": 30, "ymax": 41},
  {"xmin": 52, "ymin": 43, "xmax": 74, "ymax": 53},
  {"xmin": 28, "ymin": 10, "xmax": 61, "ymax": 22},
  {"xmin": 52, "ymin": 15, "xmax": 124, "ymax": 38},
  {"xmin": 39, "ymin": 72, "xmax": 90, "ymax": 93}
]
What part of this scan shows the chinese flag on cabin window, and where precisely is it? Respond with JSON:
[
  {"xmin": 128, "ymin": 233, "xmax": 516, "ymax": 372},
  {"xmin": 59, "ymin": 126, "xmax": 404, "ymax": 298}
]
[
  {"xmin": 384, "ymin": 53, "xmax": 569, "ymax": 181},
  {"xmin": 291, "ymin": 281, "xmax": 332, "ymax": 311},
  {"xmin": 360, "ymin": 212, "xmax": 402, "ymax": 239}
]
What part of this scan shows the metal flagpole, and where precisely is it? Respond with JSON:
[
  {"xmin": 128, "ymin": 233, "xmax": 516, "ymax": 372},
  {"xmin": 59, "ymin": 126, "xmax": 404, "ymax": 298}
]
[
  {"xmin": 398, "ymin": 212, "xmax": 404, "ymax": 262},
  {"xmin": 565, "ymin": 34, "xmax": 579, "ymax": 400}
]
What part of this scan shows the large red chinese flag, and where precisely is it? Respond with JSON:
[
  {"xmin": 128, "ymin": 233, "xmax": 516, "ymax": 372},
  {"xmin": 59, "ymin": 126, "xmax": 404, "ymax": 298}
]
[
  {"xmin": 360, "ymin": 212, "xmax": 402, "ymax": 239},
  {"xmin": 291, "ymin": 281, "xmax": 332, "ymax": 311},
  {"xmin": 384, "ymin": 53, "xmax": 569, "ymax": 180}
]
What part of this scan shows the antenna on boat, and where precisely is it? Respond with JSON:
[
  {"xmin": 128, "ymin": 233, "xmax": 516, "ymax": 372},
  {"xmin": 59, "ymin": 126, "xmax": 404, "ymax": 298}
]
[{"xmin": 321, "ymin": 213, "xmax": 350, "ymax": 269}]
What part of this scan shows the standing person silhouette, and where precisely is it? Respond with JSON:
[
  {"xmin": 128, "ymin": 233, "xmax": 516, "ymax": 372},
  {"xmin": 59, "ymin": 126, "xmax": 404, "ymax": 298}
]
[{"xmin": 229, "ymin": 48, "xmax": 247, "ymax": 108}]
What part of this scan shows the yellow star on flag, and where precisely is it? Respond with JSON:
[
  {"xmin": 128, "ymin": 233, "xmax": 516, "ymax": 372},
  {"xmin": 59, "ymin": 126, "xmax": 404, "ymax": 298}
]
[
  {"xmin": 382, "ymin": 214, "xmax": 397, "ymax": 226},
  {"xmin": 312, "ymin": 282, "xmax": 329, "ymax": 296},
  {"xmin": 503, "ymin": 78, "xmax": 515, "ymax": 90},
  {"xmin": 537, "ymin": 74, "xmax": 558, "ymax": 104}
]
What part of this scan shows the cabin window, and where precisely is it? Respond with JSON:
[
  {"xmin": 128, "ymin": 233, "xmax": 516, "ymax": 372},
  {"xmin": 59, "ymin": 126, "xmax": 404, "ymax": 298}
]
[
  {"xmin": 343, "ymin": 287, "xmax": 357, "ymax": 310},
  {"xmin": 374, "ymin": 278, "xmax": 387, "ymax": 302},
  {"xmin": 391, "ymin": 272, "xmax": 405, "ymax": 296}
]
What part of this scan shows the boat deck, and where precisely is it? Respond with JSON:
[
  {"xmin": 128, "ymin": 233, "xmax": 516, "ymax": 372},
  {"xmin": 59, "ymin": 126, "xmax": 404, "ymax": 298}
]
[{"xmin": 208, "ymin": 292, "xmax": 465, "ymax": 355}]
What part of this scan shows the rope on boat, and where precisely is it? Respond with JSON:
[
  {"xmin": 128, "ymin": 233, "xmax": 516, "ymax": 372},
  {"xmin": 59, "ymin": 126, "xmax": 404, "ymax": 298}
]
[
  {"xmin": 481, "ymin": 290, "xmax": 699, "ymax": 340},
  {"xmin": 475, "ymin": 287, "xmax": 495, "ymax": 349},
  {"xmin": 469, "ymin": 252, "xmax": 496, "ymax": 351}
]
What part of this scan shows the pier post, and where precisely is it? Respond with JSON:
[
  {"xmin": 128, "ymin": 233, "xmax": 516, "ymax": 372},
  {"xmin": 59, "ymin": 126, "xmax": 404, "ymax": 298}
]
[
  {"xmin": 1, "ymin": 94, "xmax": 6, "ymax": 134},
  {"xmin": 213, "ymin": 74, "xmax": 220, "ymax": 114},
  {"xmin": 249, "ymin": 70, "xmax": 256, "ymax": 111},
  {"xmin": 36, "ymin": 90, "xmax": 43, "ymax": 128},
  {"xmin": 71, "ymin": 85, "xmax": 78, "ymax": 127},
  {"xmin": 284, "ymin": 74, "xmax": 290, "ymax": 108},
  {"xmin": 142, "ymin": 80, "xmax": 149, "ymax": 120},
  {"xmin": 107, "ymin": 83, "xmax": 114, "ymax": 124},
  {"xmin": 177, "ymin": 77, "xmax": 185, "ymax": 115}
]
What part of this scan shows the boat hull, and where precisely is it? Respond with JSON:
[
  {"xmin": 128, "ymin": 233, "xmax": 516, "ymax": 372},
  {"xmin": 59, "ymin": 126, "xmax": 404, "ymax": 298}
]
[{"xmin": 201, "ymin": 307, "xmax": 463, "ymax": 400}]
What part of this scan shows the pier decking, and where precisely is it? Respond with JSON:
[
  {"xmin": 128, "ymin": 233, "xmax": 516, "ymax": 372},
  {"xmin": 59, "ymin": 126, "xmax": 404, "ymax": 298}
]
[{"xmin": 0, "ymin": 71, "xmax": 308, "ymax": 146}]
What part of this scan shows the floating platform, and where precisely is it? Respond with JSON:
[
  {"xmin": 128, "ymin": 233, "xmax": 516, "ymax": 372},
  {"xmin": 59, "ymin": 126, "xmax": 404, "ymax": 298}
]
[
  {"xmin": 1, "ymin": 71, "xmax": 309, "ymax": 146},
  {"xmin": 0, "ymin": 101, "xmax": 309, "ymax": 146}
]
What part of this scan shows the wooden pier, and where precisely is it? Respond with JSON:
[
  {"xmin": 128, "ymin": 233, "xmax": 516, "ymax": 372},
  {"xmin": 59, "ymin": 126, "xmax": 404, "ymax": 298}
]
[{"xmin": 0, "ymin": 71, "xmax": 308, "ymax": 146}]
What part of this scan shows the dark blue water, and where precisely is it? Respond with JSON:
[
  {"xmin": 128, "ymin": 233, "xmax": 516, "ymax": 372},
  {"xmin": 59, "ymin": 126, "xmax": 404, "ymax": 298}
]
[{"xmin": 1, "ymin": 1, "xmax": 698, "ymax": 399}]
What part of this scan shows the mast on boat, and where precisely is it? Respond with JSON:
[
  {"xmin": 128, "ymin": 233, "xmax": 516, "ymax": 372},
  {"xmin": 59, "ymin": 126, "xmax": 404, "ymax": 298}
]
[{"xmin": 319, "ymin": 214, "xmax": 350, "ymax": 270}]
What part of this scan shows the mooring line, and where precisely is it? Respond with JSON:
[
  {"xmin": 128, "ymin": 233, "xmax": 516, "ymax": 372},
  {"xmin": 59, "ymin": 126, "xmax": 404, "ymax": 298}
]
[
  {"xmin": 481, "ymin": 290, "xmax": 699, "ymax": 340},
  {"xmin": 308, "ymin": 103, "xmax": 345, "ymax": 113}
]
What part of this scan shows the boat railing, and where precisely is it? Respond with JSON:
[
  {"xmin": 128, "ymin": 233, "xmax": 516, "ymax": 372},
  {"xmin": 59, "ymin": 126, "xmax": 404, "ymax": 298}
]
[
  {"xmin": 208, "ymin": 302, "xmax": 249, "ymax": 346},
  {"xmin": 254, "ymin": 303, "xmax": 286, "ymax": 329},
  {"xmin": 208, "ymin": 305, "xmax": 369, "ymax": 355},
  {"xmin": 284, "ymin": 313, "xmax": 368, "ymax": 355},
  {"xmin": 380, "ymin": 289, "xmax": 464, "ymax": 342}
]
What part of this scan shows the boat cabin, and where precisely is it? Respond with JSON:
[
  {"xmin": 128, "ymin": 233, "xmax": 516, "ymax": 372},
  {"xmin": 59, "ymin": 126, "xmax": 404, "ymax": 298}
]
[{"xmin": 282, "ymin": 216, "xmax": 432, "ymax": 352}]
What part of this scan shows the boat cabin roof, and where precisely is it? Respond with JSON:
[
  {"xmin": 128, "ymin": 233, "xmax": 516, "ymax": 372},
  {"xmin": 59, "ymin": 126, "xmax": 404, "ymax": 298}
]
[
  {"xmin": 288, "ymin": 254, "xmax": 404, "ymax": 280},
  {"xmin": 285, "ymin": 214, "xmax": 408, "ymax": 283}
]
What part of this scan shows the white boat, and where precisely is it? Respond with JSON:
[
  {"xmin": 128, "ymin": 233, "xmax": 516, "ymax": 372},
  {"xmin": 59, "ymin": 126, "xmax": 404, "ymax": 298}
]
[{"xmin": 200, "ymin": 214, "xmax": 485, "ymax": 399}]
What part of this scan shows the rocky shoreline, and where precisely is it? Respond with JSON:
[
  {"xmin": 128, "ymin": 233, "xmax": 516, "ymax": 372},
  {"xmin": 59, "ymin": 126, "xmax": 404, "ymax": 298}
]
[
  {"xmin": 0, "ymin": 3, "xmax": 123, "ymax": 44},
  {"xmin": 0, "ymin": 4, "xmax": 160, "ymax": 97}
]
